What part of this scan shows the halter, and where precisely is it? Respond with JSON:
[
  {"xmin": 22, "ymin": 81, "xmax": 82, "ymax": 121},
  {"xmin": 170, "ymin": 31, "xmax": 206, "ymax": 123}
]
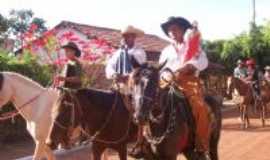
[{"xmin": 0, "ymin": 89, "xmax": 48, "ymax": 121}]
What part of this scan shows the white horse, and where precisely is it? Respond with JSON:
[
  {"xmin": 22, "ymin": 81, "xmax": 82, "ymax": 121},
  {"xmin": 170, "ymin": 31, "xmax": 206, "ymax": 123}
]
[{"xmin": 0, "ymin": 72, "xmax": 59, "ymax": 160}]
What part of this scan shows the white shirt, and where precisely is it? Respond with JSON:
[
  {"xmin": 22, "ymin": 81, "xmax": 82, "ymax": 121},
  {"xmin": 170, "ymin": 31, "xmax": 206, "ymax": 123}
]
[
  {"xmin": 105, "ymin": 46, "xmax": 147, "ymax": 79},
  {"xmin": 159, "ymin": 42, "xmax": 208, "ymax": 73}
]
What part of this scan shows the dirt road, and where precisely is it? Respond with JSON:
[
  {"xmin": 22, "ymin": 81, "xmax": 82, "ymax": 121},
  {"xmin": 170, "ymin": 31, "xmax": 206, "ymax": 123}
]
[{"xmin": 1, "ymin": 106, "xmax": 270, "ymax": 160}]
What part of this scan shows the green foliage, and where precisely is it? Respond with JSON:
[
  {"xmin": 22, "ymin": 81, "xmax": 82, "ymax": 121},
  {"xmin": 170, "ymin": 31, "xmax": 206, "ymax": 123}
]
[
  {"xmin": 0, "ymin": 50, "xmax": 53, "ymax": 142},
  {"xmin": 204, "ymin": 20, "xmax": 270, "ymax": 71}
]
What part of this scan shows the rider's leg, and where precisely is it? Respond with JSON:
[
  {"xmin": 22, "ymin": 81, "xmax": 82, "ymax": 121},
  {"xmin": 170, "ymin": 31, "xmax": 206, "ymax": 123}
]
[{"xmin": 177, "ymin": 75, "xmax": 212, "ymax": 157}]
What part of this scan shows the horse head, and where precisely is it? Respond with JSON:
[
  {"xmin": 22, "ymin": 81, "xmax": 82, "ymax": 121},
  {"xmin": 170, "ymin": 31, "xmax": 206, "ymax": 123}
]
[
  {"xmin": 48, "ymin": 88, "xmax": 82, "ymax": 149},
  {"xmin": 128, "ymin": 58, "xmax": 166, "ymax": 125},
  {"xmin": 0, "ymin": 72, "xmax": 14, "ymax": 107}
]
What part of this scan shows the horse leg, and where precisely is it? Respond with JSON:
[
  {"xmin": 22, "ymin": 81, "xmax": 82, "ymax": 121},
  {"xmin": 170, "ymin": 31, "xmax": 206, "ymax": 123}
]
[
  {"xmin": 92, "ymin": 144, "xmax": 105, "ymax": 160},
  {"xmin": 261, "ymin": 102, "xmax": 266, "ymax": 127},
  {"xmin": 239, "ymin": 104, "xmax": 245, "ymax": 129},
  {"xmin": 117, "ymin": 145, "xmax": 127, "ymax": 160},
  {"xmin": 43, "ymin": 143, "xmax": 56, "ymax": 160},
  {"xmin": 184, "ymin": 149, "xmax": 197, "ymax": 160},
  {"xmin": 245, "ymin": 104, "xmax": 250, "ymax": 129},
  {"xmin": 33, "ymin": 140, "xmax": 45, "ymax": 160},
  {"xmin": 209, "ymin": 134, "xmax": 219, "ymax": 160}
]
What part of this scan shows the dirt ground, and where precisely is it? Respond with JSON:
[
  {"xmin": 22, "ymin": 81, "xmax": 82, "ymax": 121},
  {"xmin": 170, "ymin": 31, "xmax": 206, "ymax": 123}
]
[{"xmin": 1, "ymin": 103, "xmax": 270, "ymax": 160}]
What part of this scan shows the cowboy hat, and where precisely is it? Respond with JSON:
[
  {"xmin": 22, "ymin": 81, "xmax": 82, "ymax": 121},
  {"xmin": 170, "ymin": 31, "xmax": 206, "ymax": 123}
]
[
  {"xmin": 265, "ymin": 66, "xmax": 270, "ymax": 70},
  {"xmin": 237, "ymin": 59, "xmax": 244, "ymax": 64},
  {"xmin": 121, "ymin": 25, "xmax": 144, "ymax": 37},
  {"xmin": 161, "ymin": 16, "xmax": 192, "ymax": 36},
  {"xmin": 61, "ymin": 42, "xmax": 81, "ymax": 57}
]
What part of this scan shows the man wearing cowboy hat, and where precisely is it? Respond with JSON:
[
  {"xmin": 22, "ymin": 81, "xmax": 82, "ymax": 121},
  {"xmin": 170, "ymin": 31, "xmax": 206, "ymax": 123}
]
[
  {"xmin": 55, "ymin": 41, "xmax": 82, "ymax": 89},
  {"xmin": 159, "ymin": 16, "xmax": 211, "ymax": 159},
  {"xmin": 264, "ymin": 66, "xmax": 270, "ymax": 82},
  {"xmin": 105, "ymin": 25, "xmax": 146, "ymax": 88},
  {"xmin": 234, "ymin": 59, "xmax": 247, "ymax": 79}
]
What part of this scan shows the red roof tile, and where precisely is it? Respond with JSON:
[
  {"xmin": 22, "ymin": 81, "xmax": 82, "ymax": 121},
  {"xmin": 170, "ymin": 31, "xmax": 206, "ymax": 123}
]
[{"xmin": 55, "ymin": 21, "xmax": 169, "ymax": 53}]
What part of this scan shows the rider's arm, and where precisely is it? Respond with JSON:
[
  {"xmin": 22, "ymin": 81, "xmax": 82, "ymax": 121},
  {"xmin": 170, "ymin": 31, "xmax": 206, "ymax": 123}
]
[{"xmin": 105, "ymin": 50, "xmax": 120, "ymax": 79}]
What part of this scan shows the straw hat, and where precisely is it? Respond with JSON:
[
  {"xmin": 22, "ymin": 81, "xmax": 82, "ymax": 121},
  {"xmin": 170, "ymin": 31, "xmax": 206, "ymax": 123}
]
[{"xmin": 121, "ymin": 25, "xmax": 144, "ymax": 37}]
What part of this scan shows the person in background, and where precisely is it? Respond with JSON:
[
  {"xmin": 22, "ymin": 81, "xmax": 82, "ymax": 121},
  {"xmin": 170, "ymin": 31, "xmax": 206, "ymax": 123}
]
[
  {"xmin": 264, "ymin": 66, "xmax": 270, "ymax": 82},
  {"xmin": 233, "ymin": 59, "xmax": 247, "ymax": 79},
  {"xmin": 244, "ymin": 58, "xmax": 262, "ymax": 97}
]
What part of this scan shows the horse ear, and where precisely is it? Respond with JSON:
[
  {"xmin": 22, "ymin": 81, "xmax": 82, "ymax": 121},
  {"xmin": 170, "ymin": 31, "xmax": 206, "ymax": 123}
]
[
  {"xmin": 130, "ymin": 56, "xmax": 142, "ymax": 69},
  {"xmin": 158, "ymin": 60, "xmax": 167, "ymax": 71}
]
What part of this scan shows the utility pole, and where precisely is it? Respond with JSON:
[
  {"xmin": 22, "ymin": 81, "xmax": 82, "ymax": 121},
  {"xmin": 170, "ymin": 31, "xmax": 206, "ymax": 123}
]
[
  {"xmin": 250, "ymin": 0, "xmax": 262, "ymax": 67},
  {"xmin": 252, "ymin": 0, "xmax": 256, "ymax": 25}
]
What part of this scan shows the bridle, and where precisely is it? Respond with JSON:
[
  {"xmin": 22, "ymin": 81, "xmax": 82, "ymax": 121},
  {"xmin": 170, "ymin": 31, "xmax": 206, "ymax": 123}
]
[
  {"xmin": 53, "ymin": 88, "xmax": 81, "ymax": 133},
  {"xmin": 131, "ymin": 68, "xmax": 178, "ymax": 145}
]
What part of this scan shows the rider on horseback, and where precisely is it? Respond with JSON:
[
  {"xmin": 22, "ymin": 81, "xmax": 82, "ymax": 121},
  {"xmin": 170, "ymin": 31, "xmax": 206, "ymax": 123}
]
[
  {"xmin": 159, "ymin": 16, "xmax": 212, "ymax": 158},
  {"xmin": 55, "ymin": 42, "xmax": 82, "ymax": 89},
  {"xmin": 105, "ymin": 25, "xmax": 147, "ymax": 158},
  {"xmin": 243, "ymin": 58, "xmax": 262, "ymax": 98}
]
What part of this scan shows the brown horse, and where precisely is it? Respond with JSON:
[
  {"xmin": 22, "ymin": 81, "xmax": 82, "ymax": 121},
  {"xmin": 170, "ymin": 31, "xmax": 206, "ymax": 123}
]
[
  {"xmin": 226, "ymin": 76, "xmax": 268, "ymax": 128},
  {"xmin": 47, "ymin": 88, "xmax": 137, "ymax": 160},
  {"xmin": 128, "ymin": 62, "xmax": 222, "ymax": 160}
]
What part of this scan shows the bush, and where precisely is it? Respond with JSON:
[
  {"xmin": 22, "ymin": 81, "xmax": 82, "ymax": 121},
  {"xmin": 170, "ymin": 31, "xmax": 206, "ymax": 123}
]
[{"xmin": 0, "ymin": 50, "xmax": 53, "ymax": 142}]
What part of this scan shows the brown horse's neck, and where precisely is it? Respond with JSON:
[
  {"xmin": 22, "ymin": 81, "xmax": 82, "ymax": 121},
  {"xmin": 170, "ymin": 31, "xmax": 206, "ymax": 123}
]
[{"xmin": 233, "ymin": 78, "xmax": 251, "ymax": 96}]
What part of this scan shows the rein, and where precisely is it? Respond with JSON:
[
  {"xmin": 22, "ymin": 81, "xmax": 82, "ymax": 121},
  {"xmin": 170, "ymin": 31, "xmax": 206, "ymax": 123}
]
[
  {"xmin": 144, "ymin": 86, "xmax": 178, "ymax": 145},
  {"xmin": 82, "ymin": 91, "xmax": 133, "ymax": 144},
  {"xmin": 0, "ymin": 89, "xmax": 47, "ymax": 121},
  {"xmin": 55, "ymin": 88, "xmax": 133, "ymax": 144}
]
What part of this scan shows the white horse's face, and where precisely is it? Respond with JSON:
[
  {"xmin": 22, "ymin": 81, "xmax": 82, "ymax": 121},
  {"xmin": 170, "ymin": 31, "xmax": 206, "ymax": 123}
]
[{"xmin": 0, "ymin": 74, "xmax": 13, "ymax": 107}]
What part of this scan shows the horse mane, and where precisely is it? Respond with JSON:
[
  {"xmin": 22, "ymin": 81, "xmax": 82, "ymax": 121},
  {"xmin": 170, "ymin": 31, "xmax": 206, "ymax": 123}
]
[{"xmin": 2, "ymin": 72, "xmax": 45, "ymax": 90}]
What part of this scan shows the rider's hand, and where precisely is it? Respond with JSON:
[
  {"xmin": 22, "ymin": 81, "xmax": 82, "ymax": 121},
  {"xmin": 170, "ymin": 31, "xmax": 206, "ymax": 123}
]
[{"xmin": 178, "ymin": 64, "xmax": 196, "ymax": 75}]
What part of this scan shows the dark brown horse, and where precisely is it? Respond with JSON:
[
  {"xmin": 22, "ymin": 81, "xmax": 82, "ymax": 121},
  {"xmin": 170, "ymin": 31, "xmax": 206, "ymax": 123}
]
[
  {"xmin": 226, "ymin": 76, "xmax": 268, "ymax": 128},
  {"xmin": 47, "ymin": 88, "xmax": 137, "ymax": 160},
  {"xmin": 128, "ymin": 63, "xmax": 222, "ymax": 160}
]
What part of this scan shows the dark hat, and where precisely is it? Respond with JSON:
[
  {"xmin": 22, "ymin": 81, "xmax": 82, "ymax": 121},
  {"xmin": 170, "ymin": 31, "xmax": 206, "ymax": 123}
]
[
  {"xmin": 61, "ymin": 42, "xmax": 81, "ymax": 57},
  {"xmin": 161, "ymin": 16, "xmax": 192, "ymax": 36}
]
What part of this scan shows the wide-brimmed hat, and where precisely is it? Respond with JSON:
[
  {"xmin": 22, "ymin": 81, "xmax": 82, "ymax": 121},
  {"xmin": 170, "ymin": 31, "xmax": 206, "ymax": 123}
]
[
  {"xmin": 161, "ymin": 16, "xmax": 192, "ymax": 36},
  {"xmin": 61, "ymin": 42, "xmax": 81, "ymax": 57},
  {"xmin": 121, "ymin": 25, "xmax": 144, "ymax": 37},
  {"xmin": 265, "ymin": 66, "xmax": 270, "ymax": 70}
]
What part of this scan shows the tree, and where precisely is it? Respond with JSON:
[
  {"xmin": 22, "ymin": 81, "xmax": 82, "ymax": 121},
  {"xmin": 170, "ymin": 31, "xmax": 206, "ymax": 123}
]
[
  {"xmin": 7, "ymin": 9, "xmax": 47, "ymax": 49},
  {"xmin": 0, "ymin": 14, "xmax": 9, "ymax": 44}
]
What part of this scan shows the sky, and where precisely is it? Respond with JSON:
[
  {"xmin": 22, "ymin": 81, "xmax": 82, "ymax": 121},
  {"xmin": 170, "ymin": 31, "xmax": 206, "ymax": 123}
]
[{"xmin": 0, "ymin": 0, "xmax": 270, "ymax": 40}]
